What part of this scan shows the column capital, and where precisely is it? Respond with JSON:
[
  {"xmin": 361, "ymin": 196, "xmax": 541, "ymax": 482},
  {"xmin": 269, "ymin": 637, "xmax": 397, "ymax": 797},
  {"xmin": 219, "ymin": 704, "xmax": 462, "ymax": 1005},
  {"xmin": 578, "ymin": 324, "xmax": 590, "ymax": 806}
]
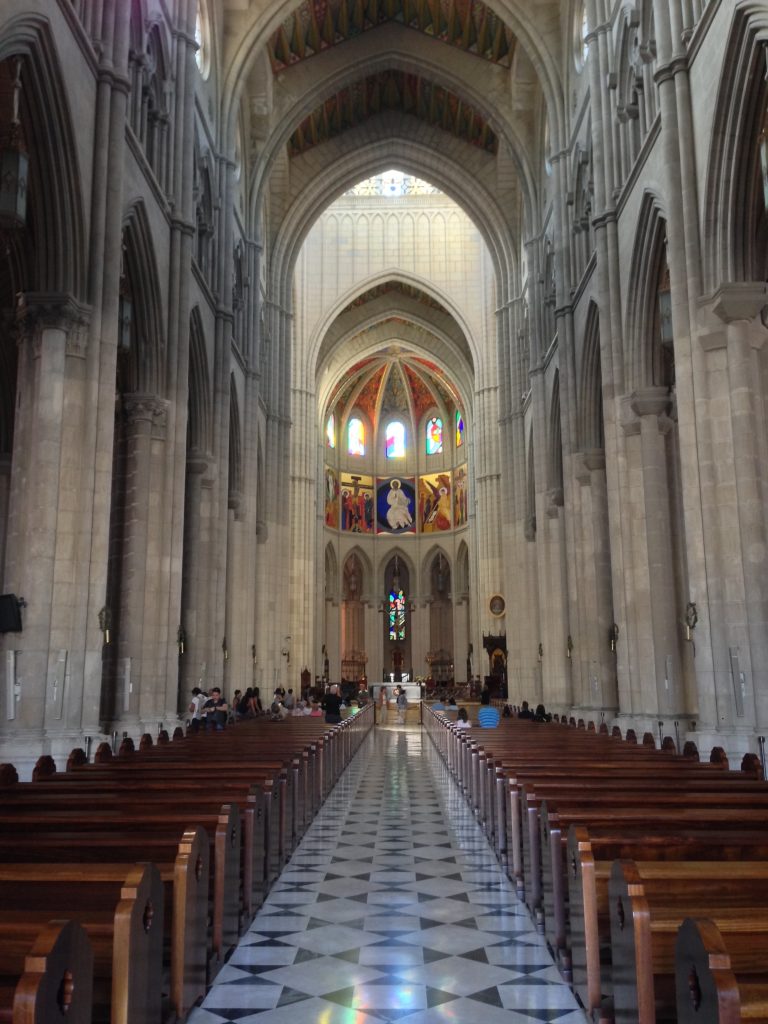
[
  {"xmin": 16, "ymin": 292, "xmax": 91, "ymax": 358},
  {"xmin": 121, "ymin": 393, "xmax": 168, "ymax": 437},
  {"xmin": 703, "ymin": 282, "xmax": 768, "ymax": 326}
]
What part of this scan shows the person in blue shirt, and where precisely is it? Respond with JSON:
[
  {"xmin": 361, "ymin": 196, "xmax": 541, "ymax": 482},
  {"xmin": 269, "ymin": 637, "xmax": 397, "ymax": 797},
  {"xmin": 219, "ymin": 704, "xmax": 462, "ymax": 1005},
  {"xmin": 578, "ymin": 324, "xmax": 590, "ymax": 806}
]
[{"xmin": 477, "ymin": 705, "xmax": 500, "ymax": 728}]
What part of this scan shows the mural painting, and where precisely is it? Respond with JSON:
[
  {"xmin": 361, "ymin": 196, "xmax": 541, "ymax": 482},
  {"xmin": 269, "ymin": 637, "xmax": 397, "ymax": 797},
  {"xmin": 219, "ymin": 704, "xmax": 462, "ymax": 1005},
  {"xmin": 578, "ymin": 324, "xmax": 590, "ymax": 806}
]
[
  {"xmin": 324, "ymin": 466, "xmax": 339, "ymax": 528},
  {"xmin": 419, "ymin": 472, "xmax": 452, "ymax": 532},
  {"xmin": 454, "ymin": 463, "xmax": 468, "ymax": 527},
  {"xmin": 377, "ymin": 477, "xmax": 416, "ymax": 534},
  {"xmin": 340, "ymin": 473, "xmax": 375, "ymax": 533}
]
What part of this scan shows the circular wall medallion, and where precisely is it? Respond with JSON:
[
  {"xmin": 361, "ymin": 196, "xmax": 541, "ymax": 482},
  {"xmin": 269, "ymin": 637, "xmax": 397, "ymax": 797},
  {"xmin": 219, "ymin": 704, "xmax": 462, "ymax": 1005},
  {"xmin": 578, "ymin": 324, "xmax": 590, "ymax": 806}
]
[{"xmin": 489, "ymin": 594, "xmax": 505, "ymax": 617}]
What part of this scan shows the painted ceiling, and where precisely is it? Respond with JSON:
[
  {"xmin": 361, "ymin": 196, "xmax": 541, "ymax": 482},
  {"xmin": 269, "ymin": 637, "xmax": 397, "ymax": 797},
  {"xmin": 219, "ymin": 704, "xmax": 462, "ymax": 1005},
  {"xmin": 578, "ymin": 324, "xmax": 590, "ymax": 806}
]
[
  {"xmin": 328, "ymin": 350, "xmax": 462, "ymax": 427},
  {"xmin": 268, "ymin": 0, "xmax": 516, "ymax": 72},
  {"xmin": 287, "ymin": 70, "xmax": 498, "ymax": 158}
]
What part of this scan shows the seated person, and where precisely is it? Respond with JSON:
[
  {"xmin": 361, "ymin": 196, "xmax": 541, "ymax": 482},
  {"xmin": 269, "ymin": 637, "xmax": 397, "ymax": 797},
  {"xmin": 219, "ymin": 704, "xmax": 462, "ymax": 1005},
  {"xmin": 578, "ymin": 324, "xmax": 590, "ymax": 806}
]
[
  {"xmin": 431, "ymin": 698, "xmax": 445, "ymax": 711},
  {"xmin": 477, "ymin": 704, "xmax": 501, "ymax": 728},
  {"xmin": 533, "ymin": 703, "xmax": 552, "ymax": 722},
  {"xmin": 518, "ymin": 700, "xmax": 534, "ymax": 719},
  {"xmin": 270, "ymin": 698, "xmax": 289, "ymax": 720},
  {"xmin": 455, "ymin": 707, "xmax": 471, "ymax": 729}
]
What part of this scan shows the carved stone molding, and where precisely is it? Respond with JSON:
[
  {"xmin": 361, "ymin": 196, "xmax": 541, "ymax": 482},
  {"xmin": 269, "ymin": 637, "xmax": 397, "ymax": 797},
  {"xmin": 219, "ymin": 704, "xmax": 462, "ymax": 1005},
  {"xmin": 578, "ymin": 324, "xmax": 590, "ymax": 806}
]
[
  {"xmin": 122, "ymin": 394, "xmax": 167, "ymax": 437},
  {"xmin": 16, "ymin": 292, "xmax": 92, "ymax": 360}
]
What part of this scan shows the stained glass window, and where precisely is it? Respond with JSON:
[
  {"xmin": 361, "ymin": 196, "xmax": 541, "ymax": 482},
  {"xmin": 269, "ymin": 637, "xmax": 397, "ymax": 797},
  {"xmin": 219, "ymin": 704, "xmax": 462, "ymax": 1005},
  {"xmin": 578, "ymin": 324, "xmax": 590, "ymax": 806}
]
[
  {"xmin": 326, "ymin": 413, "xmax": 335, "ymax": 448},
  {"xmin": 426, "ymin": 417, "xmax": 443, "ymax": 455},
  {"xmin": 385, "ymin": 421, "xmax": 406, "ymax": 458},
  {"xmin": 348, "ymin": 417, "xmax": 365, "ymax": 456},
  {"xmin": 389, "ymin": 587, "xmax": 406, "ymax": 640},
  {"xmin": 456, "ymin": 411, "xmax": 465, "ymax": 448}
]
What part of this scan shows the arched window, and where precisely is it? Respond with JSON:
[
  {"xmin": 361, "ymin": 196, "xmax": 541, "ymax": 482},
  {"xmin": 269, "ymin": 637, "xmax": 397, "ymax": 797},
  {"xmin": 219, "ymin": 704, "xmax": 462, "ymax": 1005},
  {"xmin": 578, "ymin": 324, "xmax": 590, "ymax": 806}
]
[
  {"xmin": 456, "ymin": 410, "xmax": 465, "ymax": 448},
  {"xmin": 389, "ymin": 585, "xmax": 406, "ymax": 640},
  {"xmin": 385, "ymin": 421, "xmax": 406, "ymax": 458},
  {"xmin": 348, "ymin": 417, "xmax": 365, "ymax": 456},
  {"xmin": 326, "ymin": 413, "xmax": 335, "ymax": 449},
  {"xmin": 195, "ymin": 1, "xmax": 211, "ymax": 78},
  {"xmin": 426, "ymin": 417, "xmax": 443, "ymax": 455}
]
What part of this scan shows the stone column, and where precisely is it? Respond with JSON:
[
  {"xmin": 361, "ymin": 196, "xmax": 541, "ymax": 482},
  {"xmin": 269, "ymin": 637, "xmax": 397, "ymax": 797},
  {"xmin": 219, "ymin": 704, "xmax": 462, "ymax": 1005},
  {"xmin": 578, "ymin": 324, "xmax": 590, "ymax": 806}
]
[
  {"xmin": 0, "ymin": 297, "xmax": 91, "ymax": 771},
  {"xmin": 574, "ymin": 450, "xmax": 617, "ymax": 712},
  {"xmin": 179, "ymin": 457, "xmax": 209, "ymax": 702},
  {"xmin": 112, "ymin": 394, "xmax": 160, "ymax": 726},
  {"xmin": 623, "ymin": 387, "xmax": 684, "ymax": 720}
]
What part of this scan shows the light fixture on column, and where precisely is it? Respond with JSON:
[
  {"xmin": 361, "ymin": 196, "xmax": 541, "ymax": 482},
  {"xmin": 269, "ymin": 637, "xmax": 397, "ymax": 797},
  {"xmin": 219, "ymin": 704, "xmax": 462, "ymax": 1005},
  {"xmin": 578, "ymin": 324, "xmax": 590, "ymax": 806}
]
[
  {"xmin": 609, "ymin": 622, "xmax": 619, "ymax": 652},
  {"xmin": 222, "ymin": 636, "xmax": 228, "ymax": 661},
  {"xmin": 281, "ymin": 636, "xmax": 291, "ymax": 664},
  {"xmin": 98, "ymin": 605, "xmax": 112, "ymax": 645},
  {"xmin": 118, "ymin": 238, "xmax": 133, "ymax": 351},
  {"xmin": 684, "ymin": 602, "xmax": 698, "ymax": 642},
  {"xmin": 0, "ymin": 58, "xmax": 28, "ymax": 230},
  {"xmin": 566, "ymin": 635, "xmax": 573, "ymax": 659},
  {"xmin": 176, "ymin": 625, "xmax": 186, "ymax": 655}
]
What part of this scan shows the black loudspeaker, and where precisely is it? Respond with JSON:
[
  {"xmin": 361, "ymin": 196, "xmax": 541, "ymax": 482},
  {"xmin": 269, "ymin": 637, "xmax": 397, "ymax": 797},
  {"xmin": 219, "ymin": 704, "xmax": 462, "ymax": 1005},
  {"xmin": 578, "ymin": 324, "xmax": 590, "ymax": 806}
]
[{"xmin": 0, "ymin": 594, "xmax": 23, "ymax": 633}]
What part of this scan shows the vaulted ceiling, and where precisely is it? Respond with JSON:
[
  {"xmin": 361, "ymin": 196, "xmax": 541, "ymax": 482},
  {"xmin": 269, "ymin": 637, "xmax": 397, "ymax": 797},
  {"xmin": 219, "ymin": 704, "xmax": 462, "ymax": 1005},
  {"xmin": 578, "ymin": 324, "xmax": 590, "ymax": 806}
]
[
  {"xmin": 287, "ymin": 69, "xmax": 498, "ymax": 157},
  {"xmin": 327, "ymin": 349, "xmax": 463, "ymax": 427},
  {"xmin": 268, "ymin": 0, "xmax": 516, "ymax": 71}
]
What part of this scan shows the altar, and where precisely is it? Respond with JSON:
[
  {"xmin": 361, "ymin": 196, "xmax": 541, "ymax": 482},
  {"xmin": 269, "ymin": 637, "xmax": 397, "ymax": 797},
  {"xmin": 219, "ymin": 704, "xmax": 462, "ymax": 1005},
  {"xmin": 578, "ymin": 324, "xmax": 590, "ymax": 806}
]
[
  {"xmin": 370, "ymin": 682, "xmax": 424, "ymax": 704},
  {"xmin": 370, "ymin": 682, "xmax": 424, "ymax": 725}
]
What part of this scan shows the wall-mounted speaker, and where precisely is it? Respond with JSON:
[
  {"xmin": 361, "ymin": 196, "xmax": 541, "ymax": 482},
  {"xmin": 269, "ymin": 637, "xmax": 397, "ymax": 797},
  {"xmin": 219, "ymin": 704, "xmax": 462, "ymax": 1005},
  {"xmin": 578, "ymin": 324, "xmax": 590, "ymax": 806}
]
[{"xmin": 0, "ymin": 595, "xmax": 23, "ymax": 633}]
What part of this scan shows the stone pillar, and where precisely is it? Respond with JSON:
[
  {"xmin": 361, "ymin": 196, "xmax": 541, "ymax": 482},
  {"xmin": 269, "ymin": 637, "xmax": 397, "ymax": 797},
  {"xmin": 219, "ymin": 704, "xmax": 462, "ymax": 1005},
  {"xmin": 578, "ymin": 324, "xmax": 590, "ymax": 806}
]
[
  {"xmin": 179, "ymin": 457, "xmax": 210, "ymax": 701},
  {"xmin": 112, "ymin": 394, "xmax": 160, "ymax": 726},
  {"xmin": 0, "ymin": 296, "xmax": 92, "ymax": 771},
  {"xmin": 623, "ymin": 387, "xmax": 684, "ymax": 720},
  {"xmin": 574, "ymin": 450, "xmax": 617, "ymax": 712}
]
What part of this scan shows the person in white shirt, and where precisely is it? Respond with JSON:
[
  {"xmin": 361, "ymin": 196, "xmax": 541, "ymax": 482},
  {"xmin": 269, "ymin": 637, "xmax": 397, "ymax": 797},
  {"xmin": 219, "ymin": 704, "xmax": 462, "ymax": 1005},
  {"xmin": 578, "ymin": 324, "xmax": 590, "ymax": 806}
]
[{"xmin": 455, "ymin": 707, "xmax": 471, "ymax": 729}]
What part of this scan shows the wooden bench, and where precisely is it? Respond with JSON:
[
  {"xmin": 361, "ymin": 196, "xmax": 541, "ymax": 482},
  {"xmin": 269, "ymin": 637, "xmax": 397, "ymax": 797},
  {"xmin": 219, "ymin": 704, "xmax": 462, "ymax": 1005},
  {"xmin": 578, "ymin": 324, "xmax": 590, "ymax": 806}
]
[
  {"xmin": 610, "ymin": 859, "xmax": 768, "ymax": 1024},
  {"xmin": 675, "ymin": 916, "xmax": 768, "ymax": 1024},
  {"xmin": 0, "ymin": 918, "xmax": 93, "ymax": 1024},
  {"xmin": 0, "ymin": 863, "xmax": 161, "ymax": 1024}
]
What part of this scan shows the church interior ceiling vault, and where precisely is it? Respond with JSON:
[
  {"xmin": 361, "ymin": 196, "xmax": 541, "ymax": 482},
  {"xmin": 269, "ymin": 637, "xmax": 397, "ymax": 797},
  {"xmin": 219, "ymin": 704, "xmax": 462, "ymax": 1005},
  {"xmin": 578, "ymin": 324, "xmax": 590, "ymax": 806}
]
[
  {"xmin": 268, "ymin": 0, "xmax": 516, "ymax": 72},
  {"xmin": 285, "ymin": 69, "xmax": 499, "ymax": 157}
]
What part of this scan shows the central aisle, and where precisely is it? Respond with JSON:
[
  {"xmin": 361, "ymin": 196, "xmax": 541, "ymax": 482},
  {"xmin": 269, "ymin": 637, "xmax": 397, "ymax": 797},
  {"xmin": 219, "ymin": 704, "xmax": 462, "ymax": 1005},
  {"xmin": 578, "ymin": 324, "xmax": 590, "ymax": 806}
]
[{"xmin": 189, "ymin": 726, "xmax": 586, "ymax": 1023}]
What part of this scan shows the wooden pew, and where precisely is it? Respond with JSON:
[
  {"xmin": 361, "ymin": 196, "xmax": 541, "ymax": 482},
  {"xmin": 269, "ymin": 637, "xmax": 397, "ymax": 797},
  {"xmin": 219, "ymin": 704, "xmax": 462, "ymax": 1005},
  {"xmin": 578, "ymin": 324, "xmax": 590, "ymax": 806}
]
[
  {"xmin": 610, "ymin": 859, "xmax": 768, "ymax": 1024},
  {"xmin": 8, "ymin": 778, "xmax": 267, "ymax": 917},
  {"xmin": 675, "ymin": 916, "xmax": 768, "ymax": 1024},
  {"xmin": 0, "ymin": 918, "xmax": 93, "ymax": 1024},
  {"xmin": 0, "ymin": 864, "xmax": 161, "ymax": 1024},
  {"xmin": 568, "ymin": 825, "xmax": 768, "ymax": 1017}
]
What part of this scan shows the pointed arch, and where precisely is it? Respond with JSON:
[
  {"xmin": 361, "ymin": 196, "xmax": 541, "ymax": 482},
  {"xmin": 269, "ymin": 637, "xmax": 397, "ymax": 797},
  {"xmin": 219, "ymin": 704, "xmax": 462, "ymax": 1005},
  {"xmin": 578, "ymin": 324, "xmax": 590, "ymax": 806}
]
[
  {"xmin": 188, "ymin": 307, "xmax": 212, "ymax": 456},
  {"xmin": 342, "ymin": 544, "xmax": 374, "ymax": 597},
  {"xmin": 455, "ymin": 540, "xmax": 470, "ymax": 596},
  {"xmin": 548, "ymin": 370, "xmax": 563, "ymax": 495},
  {"xmin": 0, "ymin": 17, "xmax": 86, "ymax": 298},
  {"xmin": 624, "ymin": 191, "xmax": 669, "ymax": 392},
  {"xmin": 121, "ymin": 201, "xmax": 166, "ymax": 396},
  {"xmin": 702, "ymin": 6, "xmax": 768, "ymax": 290},
  {"xmin": 579, "ymin": 301, "xmax": 604, "ymax": 451},
  {"xmin": 228, "ymin": 375, "xmax": 242, "ymax": 508},
  {"xmin": 324, "ymin": 542, "xmax": 339, "ymax": 599}
]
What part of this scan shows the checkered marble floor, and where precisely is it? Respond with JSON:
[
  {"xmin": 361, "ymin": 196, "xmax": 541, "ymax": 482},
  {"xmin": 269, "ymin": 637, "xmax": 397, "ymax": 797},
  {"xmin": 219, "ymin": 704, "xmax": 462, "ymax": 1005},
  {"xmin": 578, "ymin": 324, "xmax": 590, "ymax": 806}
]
[{"xmin": 187, "ymin": 726, "xmax": 586, "ymax": 1024}]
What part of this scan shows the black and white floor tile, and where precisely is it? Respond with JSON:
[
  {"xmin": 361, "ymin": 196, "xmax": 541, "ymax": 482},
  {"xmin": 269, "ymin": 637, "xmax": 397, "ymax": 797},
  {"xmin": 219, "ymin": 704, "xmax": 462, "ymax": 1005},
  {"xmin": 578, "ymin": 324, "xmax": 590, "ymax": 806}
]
[{"xmin": 187, "ymin": 726, "xmax": 586, "ymax": 1024}]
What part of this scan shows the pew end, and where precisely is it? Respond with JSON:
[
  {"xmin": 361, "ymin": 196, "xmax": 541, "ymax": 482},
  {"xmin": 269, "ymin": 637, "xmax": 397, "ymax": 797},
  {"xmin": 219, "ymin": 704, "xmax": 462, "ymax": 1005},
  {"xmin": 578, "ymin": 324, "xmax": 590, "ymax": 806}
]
[
  {"xmin": 676, "ymin": 917, "xmax": 768, "ymax": 1024},
  {"xmin": 7, "ymin": 919, "xmax": 94, "ymax": 1024}
]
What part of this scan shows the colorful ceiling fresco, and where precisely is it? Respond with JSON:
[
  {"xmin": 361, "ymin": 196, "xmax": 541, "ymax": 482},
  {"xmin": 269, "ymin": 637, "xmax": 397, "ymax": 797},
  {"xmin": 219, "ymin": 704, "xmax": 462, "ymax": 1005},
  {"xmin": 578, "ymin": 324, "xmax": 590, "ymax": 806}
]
[
  {"xmin": 269, "ymin": 0, "xmax": 516, "ymax": 72},
  {"xmin": 328, "ymin": 351, "xmax": 463, "ymax": 429},
  {"xmin": 286, "ymin": 70, "xmax": 498, "ymax": 158}
]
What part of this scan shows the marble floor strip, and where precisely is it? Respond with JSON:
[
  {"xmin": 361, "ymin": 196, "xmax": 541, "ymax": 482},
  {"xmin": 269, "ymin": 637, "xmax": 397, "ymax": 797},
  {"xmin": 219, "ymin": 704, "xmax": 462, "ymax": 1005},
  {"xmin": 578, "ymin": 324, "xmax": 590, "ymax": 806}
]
[{"xmin": 187, "ymin": 726, "xmax": 587, "ymax": 1023}]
